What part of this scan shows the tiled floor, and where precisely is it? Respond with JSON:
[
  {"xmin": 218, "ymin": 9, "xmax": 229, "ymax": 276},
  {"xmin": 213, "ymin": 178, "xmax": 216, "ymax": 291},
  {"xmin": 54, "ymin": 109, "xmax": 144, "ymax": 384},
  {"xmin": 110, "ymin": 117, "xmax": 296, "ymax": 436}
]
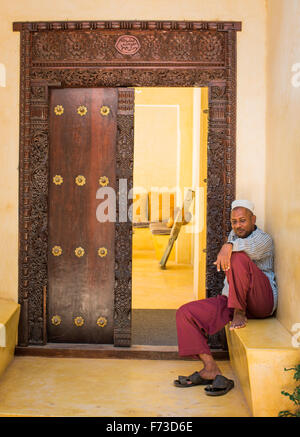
[
  {"xmin": 132, "ymin": 249, "xmax": 195, "ymax": 309},
  {"xmin": 0, "ymin": 357, "xmax": 251, "ymax": 417}
]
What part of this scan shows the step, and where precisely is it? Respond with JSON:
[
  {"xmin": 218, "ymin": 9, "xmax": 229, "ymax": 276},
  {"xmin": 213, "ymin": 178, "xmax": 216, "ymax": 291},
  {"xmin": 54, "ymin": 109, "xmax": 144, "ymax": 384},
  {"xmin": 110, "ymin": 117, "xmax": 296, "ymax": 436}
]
[
  {"xmin": 226, "ymin": 318, "xmax": 300, "ymax": 417},
  {"xmin": 0, "ymin": 298, "xmax": 20, "ymax": 378}
]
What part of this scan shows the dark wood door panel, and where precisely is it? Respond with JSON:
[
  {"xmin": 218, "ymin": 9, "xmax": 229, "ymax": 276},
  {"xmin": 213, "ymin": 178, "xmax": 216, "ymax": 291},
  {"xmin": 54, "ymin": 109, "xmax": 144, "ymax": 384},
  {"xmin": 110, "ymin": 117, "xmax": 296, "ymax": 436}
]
[{"xmin": 47, "ymin": 88, "xmax": 117, "ymax": 343}]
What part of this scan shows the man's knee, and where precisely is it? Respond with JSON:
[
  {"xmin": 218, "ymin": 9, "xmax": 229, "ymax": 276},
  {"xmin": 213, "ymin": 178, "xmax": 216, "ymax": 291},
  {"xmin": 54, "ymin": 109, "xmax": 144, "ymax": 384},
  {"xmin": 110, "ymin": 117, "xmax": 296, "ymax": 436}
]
[
  {"xmin": 176, "ymin": 302, "xmax": 191, "ymax": 321},
  {"xmin": 230, "ymin": 251, "xmax": 251, "ymax": 269},
  {"xmin": 176, "ymin": 299, "xmax": 215, "ymax": 325},
  {"xmin": 176, "ymin": 301, "xmax": 200, "ymax": 325}
]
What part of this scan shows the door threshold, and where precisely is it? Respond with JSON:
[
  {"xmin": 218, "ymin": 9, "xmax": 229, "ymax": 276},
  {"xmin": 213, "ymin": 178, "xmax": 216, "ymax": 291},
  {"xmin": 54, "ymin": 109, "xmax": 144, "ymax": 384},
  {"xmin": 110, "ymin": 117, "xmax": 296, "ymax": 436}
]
[{"xmin": 15, "ymin": 344, "xmax": 228, "ymax": 360}]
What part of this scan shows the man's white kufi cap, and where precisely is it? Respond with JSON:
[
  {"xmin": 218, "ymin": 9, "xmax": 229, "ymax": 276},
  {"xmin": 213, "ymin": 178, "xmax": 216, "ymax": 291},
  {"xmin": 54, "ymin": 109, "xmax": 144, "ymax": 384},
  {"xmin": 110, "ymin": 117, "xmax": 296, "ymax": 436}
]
[{"xmin": 231, "ymin": 199, "xmax": 255, "ymax": 214}]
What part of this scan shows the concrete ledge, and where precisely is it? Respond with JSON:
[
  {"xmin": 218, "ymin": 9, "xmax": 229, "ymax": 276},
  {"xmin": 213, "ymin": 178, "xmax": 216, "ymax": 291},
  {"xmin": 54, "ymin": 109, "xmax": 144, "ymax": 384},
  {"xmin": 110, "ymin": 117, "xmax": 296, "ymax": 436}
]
[
  {"xmin": 0, "ymin": 299, "xmax": 20, "ymax": 379},
  {"xmin": 226, "ymin": 318, "xmax": 300, "ymax": 417}
]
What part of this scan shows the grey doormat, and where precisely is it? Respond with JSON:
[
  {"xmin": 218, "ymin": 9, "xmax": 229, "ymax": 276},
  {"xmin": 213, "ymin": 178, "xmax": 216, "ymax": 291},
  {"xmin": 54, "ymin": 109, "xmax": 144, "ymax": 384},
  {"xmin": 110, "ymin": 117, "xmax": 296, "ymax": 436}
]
[{"xmin": 132, "ymin": 309, "xmax": 178, "ymax": 346}]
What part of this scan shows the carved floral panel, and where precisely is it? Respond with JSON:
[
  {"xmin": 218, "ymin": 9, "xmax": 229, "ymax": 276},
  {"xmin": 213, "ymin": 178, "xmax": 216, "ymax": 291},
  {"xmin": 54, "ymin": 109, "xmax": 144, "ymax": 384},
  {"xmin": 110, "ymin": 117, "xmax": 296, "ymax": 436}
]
[{"xmin": 32, "ymin": 30, "xmax": 226, "ymax": 64}]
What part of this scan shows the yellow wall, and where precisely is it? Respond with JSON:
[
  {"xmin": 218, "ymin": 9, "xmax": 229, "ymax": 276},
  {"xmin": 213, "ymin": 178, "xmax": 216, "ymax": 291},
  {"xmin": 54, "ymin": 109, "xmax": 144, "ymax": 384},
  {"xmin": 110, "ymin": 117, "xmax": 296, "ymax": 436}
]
[
  {"xmin": 0, "ymin": 0, "xmax": 267, "ymax": 302},
  {"xmin": 265, "ymin": 0, "xmax": 300, "ymax": 333},
  {"xmin": 134, "ymin": 87, "xmax": 186, "ymax": 191},
  {"xmin": 134, "ymin": 87, "xmax": 194, "ymax": 263}
]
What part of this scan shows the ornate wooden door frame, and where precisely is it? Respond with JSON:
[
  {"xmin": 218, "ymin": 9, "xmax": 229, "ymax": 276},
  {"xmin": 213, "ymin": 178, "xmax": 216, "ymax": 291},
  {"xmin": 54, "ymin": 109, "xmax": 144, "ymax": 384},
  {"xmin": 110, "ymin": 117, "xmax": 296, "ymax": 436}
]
[{"xmin": 13, "ymin": 20, "xmax": 242, "ymax": 351}]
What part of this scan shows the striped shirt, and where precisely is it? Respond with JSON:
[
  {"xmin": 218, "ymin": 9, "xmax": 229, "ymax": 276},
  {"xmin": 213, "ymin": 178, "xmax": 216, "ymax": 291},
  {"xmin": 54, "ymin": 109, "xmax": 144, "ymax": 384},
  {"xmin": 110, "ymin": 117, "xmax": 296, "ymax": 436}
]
[{"xmin": 221, "ymin": 226, "xmax": 278, "ymax": 314}]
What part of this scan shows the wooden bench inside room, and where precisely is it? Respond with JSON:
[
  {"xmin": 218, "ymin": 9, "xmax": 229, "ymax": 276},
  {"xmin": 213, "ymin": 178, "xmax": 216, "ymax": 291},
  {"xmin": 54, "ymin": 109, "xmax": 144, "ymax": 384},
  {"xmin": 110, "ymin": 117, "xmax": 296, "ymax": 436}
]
[{"xmin": 132, "ymin": 189, "xmax": 195, "ymax": 268}]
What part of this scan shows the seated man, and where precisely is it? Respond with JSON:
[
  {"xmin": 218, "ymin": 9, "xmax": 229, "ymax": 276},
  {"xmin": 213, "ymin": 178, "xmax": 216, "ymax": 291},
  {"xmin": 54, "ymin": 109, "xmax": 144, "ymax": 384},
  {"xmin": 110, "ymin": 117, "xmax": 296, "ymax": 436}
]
[{"xmin": 174, "ymin": 199, "xmax": 278, "ymax": 396}]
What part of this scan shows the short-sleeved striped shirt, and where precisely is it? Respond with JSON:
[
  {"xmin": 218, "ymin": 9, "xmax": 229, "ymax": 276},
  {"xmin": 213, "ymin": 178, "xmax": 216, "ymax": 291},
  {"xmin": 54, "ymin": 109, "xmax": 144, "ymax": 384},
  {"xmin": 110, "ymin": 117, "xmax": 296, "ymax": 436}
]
[{"xmin": 221, "ymin": 226, "xmax": 278, "ymax": 314}]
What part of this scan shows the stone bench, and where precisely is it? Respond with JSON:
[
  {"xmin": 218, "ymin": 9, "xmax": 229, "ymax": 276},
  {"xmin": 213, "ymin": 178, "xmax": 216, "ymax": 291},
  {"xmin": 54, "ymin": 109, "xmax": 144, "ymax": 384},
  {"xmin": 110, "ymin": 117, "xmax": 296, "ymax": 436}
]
[
  {"xmin": 226, "ymin": 318, "xmax": 300, "ymax": 417},
  {"xmin": 0, "ymin": 298, "xmax": 20, "ymax": 378}
]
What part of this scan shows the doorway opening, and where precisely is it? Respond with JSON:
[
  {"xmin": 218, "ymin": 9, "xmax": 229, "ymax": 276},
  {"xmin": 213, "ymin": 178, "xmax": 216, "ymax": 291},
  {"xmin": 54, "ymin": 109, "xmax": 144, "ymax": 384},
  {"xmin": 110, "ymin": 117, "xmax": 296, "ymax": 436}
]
[
  {"xmin": 131, "ymin": 87, "xmax": 208, "ymax": 346},
  {"xmin": 14, "ymin": 20, "xmax": 240, "ymax": 354}
]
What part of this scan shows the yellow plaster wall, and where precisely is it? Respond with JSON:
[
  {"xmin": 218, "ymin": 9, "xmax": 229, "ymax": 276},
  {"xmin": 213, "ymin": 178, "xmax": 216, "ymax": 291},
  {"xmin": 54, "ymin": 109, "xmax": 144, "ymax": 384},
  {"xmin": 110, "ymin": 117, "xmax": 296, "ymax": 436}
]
[
  {"xmin": 0, "ymin": 0, "xmax": 267, "ymax": 302},
  {"xmin": 134, "ymin": 87, "xmax": 193, "ymax": 191},
  {"xmin": 265, "ymin": 0, "xmax": 300, "ymax": 333},
  {"xmin": 134, "ymin": 87, "xmax": 194, "ymax": 263}
]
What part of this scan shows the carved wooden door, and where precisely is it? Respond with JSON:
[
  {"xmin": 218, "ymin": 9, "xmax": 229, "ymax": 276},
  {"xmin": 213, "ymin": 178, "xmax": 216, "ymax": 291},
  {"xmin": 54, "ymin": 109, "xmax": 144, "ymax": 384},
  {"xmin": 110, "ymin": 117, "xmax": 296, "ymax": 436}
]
[{"xmin": 47, "ymin": 88, "xmax": 132, "ymax": 344}]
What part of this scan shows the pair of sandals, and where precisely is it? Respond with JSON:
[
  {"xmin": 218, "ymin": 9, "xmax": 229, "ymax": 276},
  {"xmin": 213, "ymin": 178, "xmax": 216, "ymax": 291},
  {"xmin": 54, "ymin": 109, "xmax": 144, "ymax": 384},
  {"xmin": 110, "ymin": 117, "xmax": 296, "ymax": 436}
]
[{"xmin": 174, "ymin": 371, "xmax": 234, "ymax": 396}]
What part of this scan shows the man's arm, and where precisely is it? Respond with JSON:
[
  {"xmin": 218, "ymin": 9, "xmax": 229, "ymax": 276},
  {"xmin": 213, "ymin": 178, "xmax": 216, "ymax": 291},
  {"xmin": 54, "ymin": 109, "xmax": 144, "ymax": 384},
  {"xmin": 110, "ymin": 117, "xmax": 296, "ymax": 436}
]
[
  {"xmin": 214, "ymin": 243, "xmax": 233, "ymax": 272},
  {"xmin": 227, "ymin": 230, "xmax": 273, "ymax": 261},
  {"xmin": 214, "ymin": 229, "xmax": 273, "ymax": 272}
]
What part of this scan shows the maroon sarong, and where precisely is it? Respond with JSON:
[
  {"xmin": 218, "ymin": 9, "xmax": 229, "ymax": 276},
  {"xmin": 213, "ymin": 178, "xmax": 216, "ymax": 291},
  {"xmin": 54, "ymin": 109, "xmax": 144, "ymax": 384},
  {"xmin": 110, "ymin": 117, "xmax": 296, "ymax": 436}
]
[{"xmin": 176, "ymin": 252, "xmax": 274, "ymax": 358}]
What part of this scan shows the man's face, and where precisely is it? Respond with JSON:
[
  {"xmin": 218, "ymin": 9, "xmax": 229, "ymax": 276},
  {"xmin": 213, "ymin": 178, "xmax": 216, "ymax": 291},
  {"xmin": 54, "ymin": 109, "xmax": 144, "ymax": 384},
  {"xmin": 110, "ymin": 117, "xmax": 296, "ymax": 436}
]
[{"xmin": 230, "ymin": 207, "xmax": 256, "ymax": 238}]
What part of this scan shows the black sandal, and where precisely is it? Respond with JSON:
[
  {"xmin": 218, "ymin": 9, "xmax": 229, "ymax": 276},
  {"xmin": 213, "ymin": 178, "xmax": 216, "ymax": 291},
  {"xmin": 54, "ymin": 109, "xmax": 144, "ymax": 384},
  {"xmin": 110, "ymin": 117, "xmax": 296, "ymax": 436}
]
[
  {"xmin": 204, "ymin": 375, "xmax": 234, "ymax": 396},
  {"xmin": 174, "ymin": 371, "xmax": 213, "ymax": 388}
]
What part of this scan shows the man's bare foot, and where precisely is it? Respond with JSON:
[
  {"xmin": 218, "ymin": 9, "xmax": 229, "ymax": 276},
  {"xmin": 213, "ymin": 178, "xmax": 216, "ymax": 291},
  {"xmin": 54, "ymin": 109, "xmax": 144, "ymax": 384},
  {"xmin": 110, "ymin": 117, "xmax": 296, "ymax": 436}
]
[
  {"xmin": 198, "ymin": 364, "xmax": 222, "ymax": 380},
  {"xmin": 198, "ymin": 353, "xmax": 222, "ymax": 380},
  {"xmin": 229, "ymin": 309, "xmax": 247, "ymax": 330}
]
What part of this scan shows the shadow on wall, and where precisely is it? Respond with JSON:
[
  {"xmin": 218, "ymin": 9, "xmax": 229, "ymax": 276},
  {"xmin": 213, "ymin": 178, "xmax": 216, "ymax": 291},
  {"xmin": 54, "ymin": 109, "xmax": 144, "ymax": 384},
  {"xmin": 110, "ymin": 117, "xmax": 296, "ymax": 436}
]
[{"xmin": 0, "ymin": 63, "xmax": 6, "ymax": 87}]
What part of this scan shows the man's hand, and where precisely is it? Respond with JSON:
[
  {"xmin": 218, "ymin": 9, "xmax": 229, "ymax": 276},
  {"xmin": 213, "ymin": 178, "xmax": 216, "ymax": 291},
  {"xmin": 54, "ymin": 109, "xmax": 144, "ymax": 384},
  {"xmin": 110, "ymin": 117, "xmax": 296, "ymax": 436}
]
[{"xmin": 213, "ymin": 243, "xmax": 233, "ymax": 272}]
